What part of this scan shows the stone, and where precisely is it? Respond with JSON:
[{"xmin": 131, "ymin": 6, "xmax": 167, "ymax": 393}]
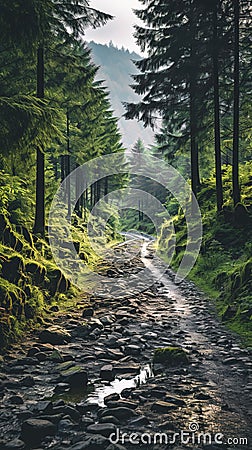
[
  {"xmin": 99, "ymin": 416, "xmax": 120, "ymax": 426},
  {"xmin": 5, "ymin": 439, "xmax": 25, "ymax": 449},
  {"xmin": 82, "ymin": 308, "xmax": 94, "ymax": 318},
  {"xmin": 89, "ymin": 319, "xmax": 104, "ymax": 331},
  {"xmin": 9, "ymin": 395, "xmax": 24, "ymax": 405},
  {"xmin": 104, "ymin": 393, "xmax": 120, "ymax": 405},
  {"xmin": 35, "ymin": 401, "xmax": 53, "ymax": 414},
  {"xmin": 100, "ymin": 365, "xmax": 115, "ymax": 382},
  {"xmin": 61, "ymin": 366, "xmax": 88, "ymax": 388},
  {"xmin": 113, "ymin": 364, "xmax": 139, "ymax": 375},
  {"xmin": 27, "ymin": 347, "xmax": 40, "ymax": 357},
  {"xmin": 35, "ymin": 352, "xmax": 48, "ymax": 362},
  {"xmin": 54, "ymin": 383, "xmax": 70, "ymax": 394},
  {"xmin": 75, "ymin": 323, "xmax": 91, "ymax": 338},
  {"xmin": 153, "ymin": 347, "xmax": 189, "ymax": 366},
  {"xmin": 58, "ymin": 418, "xmax": 75, "ymax": 431},
  {"xmin": 39, "ymin": 326, "xmax": 71, "ymax": 345},
  {"xmin": 38, "ymin": 414, "xmax": 63, "ymax": 424},
  {"xmin": 164, "ymin": 395, "xmax": 186, "ymax": 406},
  {"xmin": 69, "ymin": 434, "xmax": 108, "ymax": 449},
  {"xmin": 106, "ymin": 445, "xmax": 127, "ymax": 450},
  {"xmin": 106, "ymin": 400, "xmax": 137, "ymax": 410},
  {"xmin": 53, "ymin": 405, "xmax": 80, "ymax": 422},
  {"xmin": 130, "ymin": 416, "xmax": 149, "ymax": 426},
  {"xmin": 21, "ymin": 418, "xmax": 56, "ymax": 445},
  {"xmin": 106, "ymin": 349, "xmax": 124, "ymax": 361},
  {"xmin": 86, "ymin": 423, "xmax": 116, "ymax": 438},
  {"xmin": 50, "ymin": 350, "xmax": 64, "ymax": 362},
  {"xmin": 20, "ymin": 375, "xmax": 35, "ymax": 387},
  {"xmin": 123, "ymin": 345, "xmax": 141, "ymax": 356},
  {"xmin": 194, "ymin": 392, "xmax": 212, "ymax": 400},
  {"xmin": 151, "ymin": 401, "xmax": 178, "ymax": 413},
  {"xmin": 99, "ymin": 315, "xmax": 115, "ymax": 325},
  {"xmin": 100, "ymin": 407, "xmax": 137, "ymax": 421},
  {"xmin": 50, "ymin": 305, "xmax": 59, "ymax": 312}
]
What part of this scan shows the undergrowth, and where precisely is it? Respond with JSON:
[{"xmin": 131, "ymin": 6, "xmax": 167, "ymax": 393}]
[{"xmin": 158, "ymin": 162, "xmax": 252, "ymax": 347}]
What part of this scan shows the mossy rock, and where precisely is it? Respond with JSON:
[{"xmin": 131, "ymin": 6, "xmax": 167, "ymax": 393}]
[
  {"xmin": 0, "ymin": 277, "xmax": 26, "ymax": 316},
  {"xmin": 26, "ymin": 261, "xmax": 46, "ymax": 286},
  {"xmin": 15, "ymin": 225, "xmax": 34, "ymax": 247},
  {"xmin": 0, "ymin": 314, "xmax": 11, "ymax": 350},
  {"xmin": 153, "ymin": 347, "xmax": 189, "ymax": 366},
  {"xmin": 1, "ymin": 255, "xmax": 24, "ymax": 284},
  {"xmin": 0, "ymin": 214, "xmax": 23, "ymax": 252}
]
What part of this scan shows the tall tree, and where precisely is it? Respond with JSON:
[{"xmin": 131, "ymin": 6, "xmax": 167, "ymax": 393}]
[
  {"xmin": 212, "ymin": 0, "xmax": 224, "ymax": 212},
  {"xmin": 232, "ymin": 0, "xmax": 241, "ymax": 206},
  {"xmin": 33, "ymin": 0, "xmax": 112, "ymax": 235},
  {"xmin": 125, "ymin": 0, "xmax": 209, "ymax": 198}
]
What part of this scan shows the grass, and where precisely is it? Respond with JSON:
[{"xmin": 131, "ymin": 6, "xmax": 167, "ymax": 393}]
[{"xmin": 158, "ymin": 162, "xmax": 252, "ymax": 347}]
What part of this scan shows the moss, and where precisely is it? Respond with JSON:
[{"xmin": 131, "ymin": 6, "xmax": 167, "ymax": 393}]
[
  {"xmin": 158, "ymin": 162, "xmax": 252, "ymax": 347},
  {"xmin": 153, "ymin": 347, "xmax": 189, "ymax": 366},
  {"xmin": 0, "ymin": 206, "xmax": 117, "ymax": 352}
]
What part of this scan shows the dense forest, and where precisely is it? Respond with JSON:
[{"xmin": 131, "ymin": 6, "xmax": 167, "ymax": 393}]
[
  {"xmin": 0, "ymin": 1, "xmax": 125, "ymax": 349},
  {"xmin": 125, "ymin": 0, "xmax": 252, "ymax": 344},
  {"xmin": 0, "ymin": 0, "xmax": 251, "ymax": 348}
]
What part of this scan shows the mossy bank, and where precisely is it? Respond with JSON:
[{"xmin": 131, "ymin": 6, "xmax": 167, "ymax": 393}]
[{"xmin": 158, "ymin": 162, "xmax": 252, "ymax": 347}]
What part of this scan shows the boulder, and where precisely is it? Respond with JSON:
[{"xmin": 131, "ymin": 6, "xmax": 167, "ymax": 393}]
[
  {"xmin": 86, "ymin": 423, "xmax": 116, "ymax": 438},
  {"xmin": 153, "ymin": 347, "xmax": 189, "ymax": 366},
  {"xmin": 21, "ymin": 418, "xmax": 56, "ymax": 445},
  {"xmin": 151, "ymin": 401, "xmax": 178, "ymax": 414},
  {"xmin": 61, "ymin": 365, "xmax": 88, "ymax": 388},
  {"xmin": 100, "ymin": 364, "xmax": 115, "ymax": 382},
  {"xmin": 39, "ymin": 326, "xmax": 71, "ymax": 345}
]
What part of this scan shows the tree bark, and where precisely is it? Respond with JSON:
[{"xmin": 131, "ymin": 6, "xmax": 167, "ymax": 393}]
[
  {"xmin": 104, "ymin": 176, "xmax": 108, "ymax": 202},
  {"xmin": 232, "ymin": 0, "xmax": 241, "ymax": 206},
  {"xmin": 61, "ymin": 154, "xmax": 65, "ymax": 183},
  {"xmin": 33, "ymin": 46, "xmax": 45, "ymax": 236},
  {"xmin": 66, "ymin": 109, "xmax": 71, "ymax": 217},
  {"xmin": 189, "ymin": 4, "xmax": 200, "ymax": 198},
  {"xmin": 189, "ymin": 78, "xmax": 199, "ymax": 198},
  {"xmin": 213, "ymin": 0, "xmax": 224, "ymax": 212}
]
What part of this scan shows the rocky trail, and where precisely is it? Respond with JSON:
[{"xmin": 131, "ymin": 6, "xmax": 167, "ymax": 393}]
[{"xmin": 0, "ymin": 241, "xmax": 251, "ymax": 450}]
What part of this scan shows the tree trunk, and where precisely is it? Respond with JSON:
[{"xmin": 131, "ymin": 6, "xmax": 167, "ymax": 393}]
[
  {"xmin": 53, "ymin": 157, "xmax": 58, "ymax": 181},
  {"xmin": 97, "ymin": 179, "xmax": 101, "ymax": 203},
  {"xmin": 189, "ymin": 6, "xmax": 200, "ymax": 198},
  {"xmin": 75, "ymin": 163, "xmax": 81, "ymax": 217},
  {"xmin": 213, "ymin": 0, "xmax": 224, "ymax": 212},
  {"xmin": 189, "ymin": 78, "xmax": 199, "ymax": 198},
  {"xmin": 66, "ymin": 109, "xmax": 71, "ymax": 217},
  {"xmin": 104, "ymin": 176, "xmax": 108, "ymax": 202},
  {"xmin": 61, "ymin": 154, "xmax": 65, "ymax": 183},
  {"xmin": 33, "ymin": 46, "xmax": 45, "ymax": 236},
  {"xmin": 232, "ymin": 0, "xmax": 241, "ymax": 206}
]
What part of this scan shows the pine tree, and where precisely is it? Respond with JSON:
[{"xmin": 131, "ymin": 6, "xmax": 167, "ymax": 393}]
[{"xmin": 132, "ymin": 138, "xmax": 145, "ymax": 153}]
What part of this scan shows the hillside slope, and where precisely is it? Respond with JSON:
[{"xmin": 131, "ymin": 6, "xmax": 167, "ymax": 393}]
[{"xmin": 87, "ymin": 41, "xmax": 154, "ymax": 149}]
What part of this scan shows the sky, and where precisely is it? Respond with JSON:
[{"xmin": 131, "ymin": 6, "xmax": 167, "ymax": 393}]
[{"xmin": 85, "ymin": 0, "xmax": 144, "ymax": 54}]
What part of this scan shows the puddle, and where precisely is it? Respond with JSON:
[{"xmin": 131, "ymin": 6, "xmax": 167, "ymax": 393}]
[
  {"xmin": 87, "ymin": 364, "xmax": 154, "ymax": 407},
  {"xmin": 50, "ymin": 364, "xmax": 154, "ymax": 407},
  {"xmin": 50, "ymin": 384, "xmax": 94, "ymax": 404}
]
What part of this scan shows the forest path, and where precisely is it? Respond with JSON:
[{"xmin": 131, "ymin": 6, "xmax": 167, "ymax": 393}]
[{"xmin": 0, "ymin": 240, "xmax": 251, "ymax": 449}]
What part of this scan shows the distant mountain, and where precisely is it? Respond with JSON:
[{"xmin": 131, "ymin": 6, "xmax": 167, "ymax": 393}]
[{"xmin": 87, "ymin": 41, "xmax": 154, "ymax": 150}]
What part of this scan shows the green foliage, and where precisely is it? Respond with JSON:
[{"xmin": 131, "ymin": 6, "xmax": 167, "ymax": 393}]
[{"xmin": 158, "ymin": 162, "xmax": 252, "ymax": 346}]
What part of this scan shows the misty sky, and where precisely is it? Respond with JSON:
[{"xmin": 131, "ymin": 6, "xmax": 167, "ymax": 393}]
[{"xmin": 85, "ymin": 0, "xmax": 144, "ymax": 54}]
